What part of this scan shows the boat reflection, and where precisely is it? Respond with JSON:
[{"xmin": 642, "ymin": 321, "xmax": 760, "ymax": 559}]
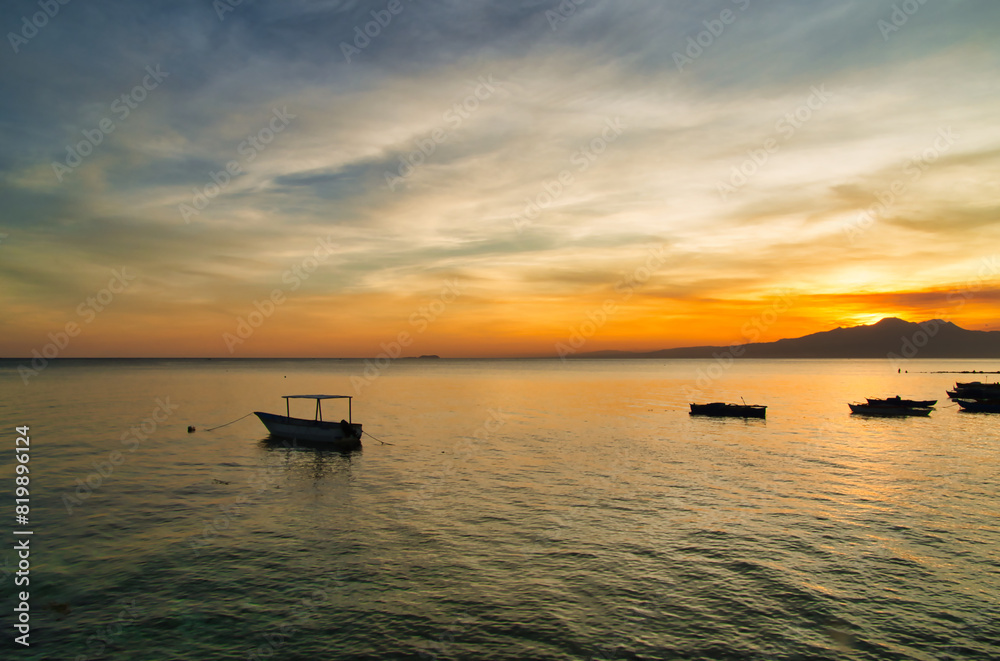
[
  {"xmin": 256, "ymin": 435, "xmax": 358, "ymax": 483},
  {"xmin": 258, "ymin": 434, "xmax": 362, "ymax": 454}
]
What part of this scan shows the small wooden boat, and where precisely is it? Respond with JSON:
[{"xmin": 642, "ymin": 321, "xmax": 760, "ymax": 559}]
[
  {"xmin": 954, "ymin": 399, "xmax": 1000, "ymax": 413},
  {"xmin": 689, "ymin": 402, "xmax": 766, "ymax": 419},
  {"xmin": 956, "ymin": 380, "xmax": 1000, "ymax": 389},
  {"xmin": 254, "ymin": 395, "xmax": 362, "ymax": 449},
  {"xmin": 948, "ymin": 382, "xmax": 1000, "ymax": 399},
  {"xmin": 866, "ymin": 396, "xmax": 937, "ymax": 408},
  {"xmin": 849, "ymin": 403, "xmax": 931, "ymax": 417}
]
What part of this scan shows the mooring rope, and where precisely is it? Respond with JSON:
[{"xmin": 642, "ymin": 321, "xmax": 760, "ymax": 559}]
[
  {"xmin": 203, "ymin": 412, "xmax": 254, "ymax": 432},
  {"xmin": 363, "ymin": 430, "xmax": 394, "ymax": 445}
]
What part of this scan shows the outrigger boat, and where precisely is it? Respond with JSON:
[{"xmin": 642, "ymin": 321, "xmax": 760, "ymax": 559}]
[
  {"xmin": 954, "ymin": 399, "xmax": 1000, "ymax": 413},
  {"xmin": 947, "ymin": 381, "xmax": 1000, "ymax": 400},
  {"xmin": 689, "ymin": 402, "xmax": 766, "ymax": 419},
  {"xmin": 254, "ymin": 395, "xmax": 362, "ymax": 449},
  {"xmin": 865, "ymin": 396, "xmax": 937, "ymax": 408},
  {"xmin": 848, "ymin": 402, "xmax": 931, "ymax": 417}
]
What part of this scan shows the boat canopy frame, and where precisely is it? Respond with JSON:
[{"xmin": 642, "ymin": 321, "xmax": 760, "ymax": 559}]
[{"xmin": 281, "ymin": 395, "xmax": 352, "ymax": 423}]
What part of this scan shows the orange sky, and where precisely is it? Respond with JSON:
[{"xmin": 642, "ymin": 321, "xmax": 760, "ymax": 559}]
[
  {"xmin": 2, "ymin": 2, "xmax": 999, "ymax": 358},
  {"xmin": 3, "ymin": 281, "xmax": 998, "ymax": 358}
]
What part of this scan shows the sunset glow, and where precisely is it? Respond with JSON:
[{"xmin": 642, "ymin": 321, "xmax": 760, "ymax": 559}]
[{"xmin": 2, "ymin": 1, "xmax": 998, "ymax": 358}]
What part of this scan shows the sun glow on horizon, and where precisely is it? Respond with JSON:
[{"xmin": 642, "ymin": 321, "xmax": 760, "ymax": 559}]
[
  {"xmin": 849, "ymin": 313, "xmax": 903, "ymax": 327},
  {"xmin": 1, "ymin": 2, "xmax": 999, "ymax": 358}
]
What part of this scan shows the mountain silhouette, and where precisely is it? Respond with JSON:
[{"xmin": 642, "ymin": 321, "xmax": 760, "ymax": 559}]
[{"xmin": 569, "ymin": 318, "xmax": 1000, "ymax": 359}]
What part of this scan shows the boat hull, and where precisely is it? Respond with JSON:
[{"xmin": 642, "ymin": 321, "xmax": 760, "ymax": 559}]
[
  {"xmin": 254, "ymin": 412, "xmax": 362, "ymax": 448},
  {"xmin": 866, "ymin": 398, "xmax": 936, "ymax": 408},
  {"xmin": 689, "ymin": 403, "xmax": 766, "ymax": 419},
  {"xmin": 848, "ymin": 404, "xmax": 931, "ymax": 417},
  {"xmin": 948, "ymin": 382, "xmax": 1000, "ymax": 400},
  {"xmin": 954, "ymin": 400, "xmax": 1000, "ymax": 413}
]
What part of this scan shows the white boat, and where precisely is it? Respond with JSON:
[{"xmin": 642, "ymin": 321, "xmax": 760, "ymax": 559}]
[{"xmin": 254, "ymin": 395, "xmax": 362, "ymax": 449}]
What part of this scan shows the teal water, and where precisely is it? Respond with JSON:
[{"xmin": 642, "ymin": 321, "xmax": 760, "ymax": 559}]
[{"xmin": 0, "ymin": 358, "xmax": 998, "ymax": 660}]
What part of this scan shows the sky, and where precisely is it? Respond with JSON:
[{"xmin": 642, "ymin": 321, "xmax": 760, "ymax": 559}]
[{"xmin": 1, "ymin": 0, "xmax": 999, "ymax": 358}]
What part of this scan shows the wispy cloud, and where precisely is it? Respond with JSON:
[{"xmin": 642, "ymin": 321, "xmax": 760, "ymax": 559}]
[{"xmin": 1, "ymin": 0, "xmax": 999, "ymax": 356}]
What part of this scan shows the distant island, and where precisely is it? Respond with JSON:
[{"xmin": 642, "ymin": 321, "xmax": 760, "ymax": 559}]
[{"xmin": 566, "ymin": 318, "xmax": 1000, "ymax": 359}]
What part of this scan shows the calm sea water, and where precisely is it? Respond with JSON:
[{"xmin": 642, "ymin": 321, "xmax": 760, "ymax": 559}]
[{"xmin": 0, "ymin": 358, "xmax": 998, "ymax": 660}]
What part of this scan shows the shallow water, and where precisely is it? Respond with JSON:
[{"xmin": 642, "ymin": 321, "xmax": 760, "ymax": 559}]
[{"xmin": 1, "ymin": 358, "xmax": 998, "ymax": 659}]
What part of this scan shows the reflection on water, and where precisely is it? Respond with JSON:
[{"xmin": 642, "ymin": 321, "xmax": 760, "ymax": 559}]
[
  {"xmin": 0, "ymin": 358, "xmax": 998, "ymax": 660},
  {"xmin": 259, "ymin": 437, "xmax": 358, "ymax": 472}
]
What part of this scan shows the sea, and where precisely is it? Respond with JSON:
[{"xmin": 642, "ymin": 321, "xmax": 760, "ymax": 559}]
[{"xmin": 0, "ymin": 358, "xmax": 998, "ymax": 660}]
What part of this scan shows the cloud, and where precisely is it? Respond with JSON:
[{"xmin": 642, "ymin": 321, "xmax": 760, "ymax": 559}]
[{"xmin": 1, "ymin": 0, "xmax": 999, "ymax": 355}]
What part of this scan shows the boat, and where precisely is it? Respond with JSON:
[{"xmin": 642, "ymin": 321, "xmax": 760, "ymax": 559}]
[
  {"xmin": 956, "ymin": 380, "xmax": 1000, "ymax": 389},
  {"xmin": 865, "ymin": 396, "xmax": 937, "ymax": 408},
  {"xmin": 689, "ymin": 402, "xmax": 766, "ymax": 419},
  {"xmin": 954, "ymin": 399, "xmax": 1000, "ymax": 413},
  {"xmin": 848, "ymin": 403, "xmax": 932, "ymax": 417},
  {"xmin": 947, "ymin": 381, "xmax": 1000, "ymax": 400},
  {"xmin": 254, "ymin": 395, "xmax": 362, "ymax": 448}
]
